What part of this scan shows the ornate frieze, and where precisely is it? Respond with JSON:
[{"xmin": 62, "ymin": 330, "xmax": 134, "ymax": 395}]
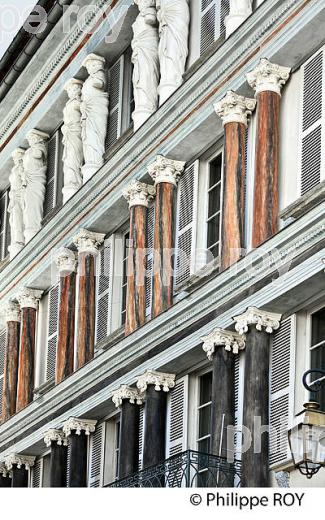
[
  {"xmin": 1, "ymin": 300, "xmax": 21, "ymax": 323},
  {"xmin": 123, "ymin": 180, "xmax": 156, "ymax": 208},
  {"xmin": 8, "ymin": 148, "xmax": 26, "ymax": 259},
  {"xmin": 112, "ymin": 385, "xmax": 144, "ymax": 408},
  {"xmin": 201, "ymin": 328, "xmax": 246, "ymax": 360},
  {"xmin": 55, "ymin": 247, "xmax": 77, "ymax": 274},
  {"xmin": 148, "ymin": 155, "xmax": 186, "ymax": 186},
  {"xmin": 4, "ymin": 454, "xmax": 35, "ymax": 470},
  {"xmin": 62, "ymin": 417, "xmax": 97, "ymax": 437},
  {"xmin": 137, "ymin": 370, "xmax": 176, "ymax": 393},
  {"xmin": 234, "ymin": 306, "xmax": 282, "ymax": 335},
  {"xmin": 246, "ymin": 58, "xmax": 291, "ymax": 96},
  {"xmin": 43, "ymin": 429, "xmax": 68, "ymax": 448},
  {"xmin": 16, "ymin": 288, "xmax": 43, "ymax": 310},
  {"xmin": 73, "ymin": 228, "xmax": 105, "ymax": 255},
  {"xmin": 214, "ymin": 91, "xmax": 256, "ymax": 127},
  {"xmin": 225, "ymin": 0, "xmax": 253, "ymax": 38}
]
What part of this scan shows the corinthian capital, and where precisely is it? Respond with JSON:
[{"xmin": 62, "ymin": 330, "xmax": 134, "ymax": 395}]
[
  {"xmin": 1, "ymin": 300, "xmax": 21, "ymax": 323},
  {"xmin": 5, "ymin": 454, "xmax": 35, "ymax": 471},
  {"xmin": 201, "ymin": 328, "xmax": 246, "ymax": 360},
  {"xmin": 246, "ymin": 58, "xmax": 291, "ymax": 96},
  {"xmin": 17, "ymin": 288, "xmax": 43, "ymax": 310},
  {"xmin": 137, "ymin": 370, "xmax": 176, "ymax": 393},
  {"xmin": 55, "ymin": 247, "xmax": 77, "ymax": 274},
  {"xmin": 112, "ymin": 385, "xmax": 144, "ymax": 408},
  {"xmin": 43, "ymin": 429, "xmax": 68, "ymax": 448},
  {"xmin": 123, "ymin": 181, "xmax": 156, "ymax": 208},
  {"xmin": 214, "ymin": 91, "xmax": 256, "ymax": 127},
  {"xmin": 73, "ymin": 228, "xmax": 105, "ymax": 255},
  {"xmin": 63, "ymin": 417, "xmax": 97, "ymax": 437},
  {"xmin": 148, "ymin": 155, "xmax": 186, "ymax": 187},
  {"xmin": 0, "ymin": 463, "xmax": 9, "ymax": 477},
  {"xmin": 234, "ymin": 306, "xmax": 282, "ymax": 335}
]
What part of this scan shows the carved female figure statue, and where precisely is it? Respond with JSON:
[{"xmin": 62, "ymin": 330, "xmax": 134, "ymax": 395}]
[
  {"xmin": 80, "ymin": 54, "xmax": 109, "ymax": 183},
  {"xmin": 156, "ymin": 0, "xmax": 190, "ymax": 105},
  {"xmin": 22, "ymin": 129, "xmax": 49, "ymax": 243},
  {"xmin": 132, "ymin": 0, "xmax": 159, "ymax": 130},
  {"xmin": 226, "ymin": 0, "xmax": 253, "ymax": 37},
  {"xmin": 8, "ymin": 148, "xmax": 25, "ymax": 258},
  {"xmin": 62, "ymin": 78, "xmax": 84, "ymax": 203}
]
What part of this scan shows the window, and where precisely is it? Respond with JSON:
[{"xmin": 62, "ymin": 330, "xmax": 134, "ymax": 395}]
[
  {"xmin": 43, "ymin": 127, "xmax": 64, "ymax": 218},
  {"xmin": 310, "ymin": 307, "xmax": 325, "ymax": 410},
  {"xmin": 121, "ymin": 231, "xmax": 130, "ymax": 326},
  {"xmin": 200, "ymin": 0, "xmax": 229, "ymax": 56},
  {"xmin": 206, "ymin": 154, "xmax": 222, "ymax": 260},
  {"xmin": 114, "ymin": 418, "xmax": 121, "ymax": 481},
  {"xmin": 0, "ymin": 189, "xmax": 10, "ymax": 261},
  {"xmin": 197, "ymin": 371, "xmax": 212, "ymax": 486}
]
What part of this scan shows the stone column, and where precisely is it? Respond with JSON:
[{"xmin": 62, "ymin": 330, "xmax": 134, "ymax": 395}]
[
  {"xmin": 63, "ymin": 418, "xmax": 97, "ymax": 487},
  {"xmin": 148, "ymin": 156, "xmax": 185, "ymax": 318},
  {"xmin": 225, "ymin": 0, "xmax": 253, "ymax": 38},
  {"xmin": 137, "ymin": 371, "xmax": 175, "ymax": 469},
  {"xmin": 214, "ymin": 91, "xmax": 256, "ymax": 270},
  {"xmin": 247, "ymin": 59, "xmax": 291, "ymax": 248},
  {"xmin": 0, "ymin": 464, "xmax": 11, "ymax": 487},
  {"xmin": 44, "ymin": 429, "xmax": 68, "ymax": 488},
  {"xmin": 123, "ymin": 181, "xmax": 156, "ymax": 336},
  {"xmin": 55, "ymin": 248, "xmax": 77, "ymax": 384},
  {"xmin": 5, "ymin": 454, "xmax": 35, "ymax": 488},
  {"xmin": 1, "ymin": 301, "xmax": 21, "ymax": 422},
  {"xmin": 112, "ymin": 385, "xmax": 144, "ymax": 479},
  {"xmin": 202, "ymin": 329, "xmax": 245, "ymax": 461},
  {"xmin": 73, "ymin": 229, "xmax": 105, "ymax": 369},
  {"xmin": 234, "ymin": 307, "xmax": 282, "ymax": 487},
  {"xmin": 16, "ymin": 288, "xmax": 43, "ymax": 412}
]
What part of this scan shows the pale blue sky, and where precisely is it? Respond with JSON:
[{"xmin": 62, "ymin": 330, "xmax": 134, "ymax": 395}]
[{"xmin": 0, "ymin": 1, "xmax": 36, "ymax": 59}]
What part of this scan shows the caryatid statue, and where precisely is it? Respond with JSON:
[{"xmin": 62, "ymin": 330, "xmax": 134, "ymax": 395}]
[
  {"xmin": 225, "ymin": 0, "xmax": 253, "ymax": 38},
  {"xmin": 132, "ymin": 0, "xmax": 160, "ymax": 130},
  {"xmin": 156, "ymin": 0, "xmax": 190, "ymax": 105},
  {"xmin": 22, "ymin": 129, "xmax": 49, "ymax": 243},
  {"xmin": 62, "ymin": 78, "xmax": 84, "ymax": 203},
  {"xmin": 80, "ymin": 54, "xmax": 109, "ymax": 183},
  {"xmin": 8, "ymin": 148, "xmax": 26, "ymax": 259}
]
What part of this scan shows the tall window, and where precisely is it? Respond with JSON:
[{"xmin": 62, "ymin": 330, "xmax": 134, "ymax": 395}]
[
  {"xmin": 206, "ymin": 154, "xmax": 222, "ymax": 260},
  {"xmin": 43, "ymin": 127, "xmax": 64, "ymax": 218},
  {"xmin": 197, "ymin": 371, "xmax": 212, "ymax": 487},
  {"xmin": 121, "ymin": 231, "xmax": 130, "ymax": 326},
  {"xmin": 0, "ymin": 188, "xmax": 10, "ymax": 261},
  {"xmin": 310, "ymin": 307, "xmax": 325, "ymax": 410}
]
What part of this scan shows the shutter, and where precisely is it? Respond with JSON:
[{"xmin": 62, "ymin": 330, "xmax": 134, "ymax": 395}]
[
  {"xmin": 44, "ymin": 131, "xmax": 59, "ymax": 216},
  {"xmin": 138, "ymin": 405, "xmax": 145, "ymax": 470},
  {"xmin": 0, "ymin": 329, "xmax": 6, "ymax": 412},
  {"xmin": 175, "ymin": 161, "xmax": 199, "ymax": 288},
  {"xmin": 300, "ymin": 49, "xmax": 324, "ymax": 196},
  {"xmin": 95, "ymin": 239, "xmax": 113, "ymax": 344},
  {"xmin": 0, "ymin": 190, "xmax": 10, "ymax": 261},
  {"xmin": 88, "ymin": 423, "xmax": 105, "ymax": 487},
  {"xmin": 166, "ymin": 376, "xmax": 189, "ymax": 457},
  {"xmin": 66, "ymin": 442, "xmax": 71, "ymax": 487},
  {"xmin": 270, "ymin": 316, "xmax": 296, "ymax": 466},
  {"xmin": 234, "ymin": 353, "xmax": 245, "ymax": 462},
  {"xmin": 46, "ymin": 284, "xmax": 59, "ymax": 381},
  {"xmin": 200, "ymin": 0, "xmax": 229, "ymax": 56},
  {"xmin": 145, "ymin": 203, "xmax": 155, "ymax": 318},
  {"xmin": 106, "ymin": 55, "xmax": 124, "ymax": 149},
  {"xmin": 32, "ymin": 459, "xmax": 42, "ymax": 488}
]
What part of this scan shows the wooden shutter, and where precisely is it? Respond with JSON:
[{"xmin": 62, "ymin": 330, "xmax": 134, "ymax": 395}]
[
  {"xmin": 269, "ymin": 316, "xmax": 296, "ymax": 466},
  {"xmin": 96, "ymin": 239, "xmax": 113, "ymax": 344},
  {"xmin": 138, "ymin": 405, "xmax": 145, "ymax": 470},
  {"xmin": 32, "ymin": 459, "xmax": 42, "ymax": 488},
  {"xmin": 0, "ymin": 329, "xmax": 6, "ymax": 413},
  {"xmin": 44, "ymin": 131, "xmax": 60, "ymax": 216},
  {"xmin": 106, "ymin": 56, "xmax": 124, "ymax": 149},
  {"xmin": 200, "ymin": 0, "xmax": 229, "ymax": 56},
  {"xmin": 175, "ymin": 161, "xmax": 199, "ymax": 288},
  {"xmin": 46, "ymin": 284, "xmax": 59, "ymax": 381},
  {"xmin": 145, "ymin": 203, "xmax": 155, "ymax": 318},
  {"xmin": 88, "ymin": 423, "xmax": 105, "ymax": 487},
  {"xmin": 234, "ymin": 353, "xmax": 245, "ymax": 461},
  {"xmin": 166, "ymin": 376, "xmax": 189, "ymax": 457}
]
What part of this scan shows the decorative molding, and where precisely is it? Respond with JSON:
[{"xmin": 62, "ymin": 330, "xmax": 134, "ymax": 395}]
[
  {"xmin": 16, "ymin": 288, "xmax": 43, "ymax": 310},
  {"xmin": 246, "ymin": 58, "xmax": 291, "ymax": 95},
  {"xmin": 201, "ymin": 328, "xmax": 246, "ymax": 360},
  {"xmin": 55, "ymin": 247, "xmax": 77, "ymax": 274},
  {"xmin": 4, "ymin": 454, "xmax": 35, "ymax": 470},
  {"xmin": 1, "ymin": 300, "xmax": 21, "ymax": 323},
  {"xmin": 214, "ymin": 90, "xmax": 256, "ymax": 127},
  {"xmin": 43, "ymin": 429, "xmax": 68, "ymax": 448},
  {"xmin": 123, "ymin": 181, "xmax": 156, "ymax": 208},
  {"xmin": 234, "ymin": 306, "xmax": 282, "ymax": 335},
  {"xmin": 148, "ymin": 155, "xmax": 186, "ymax": 186},
  {"xmin": 112, "ymin": 385, "xmax": 144, "ymax": 408},
  {"xmin": 275, "ymin": 471, "xmax": 290, "ymax": 488},
  {"xmin": 73, "ymin": 228, "xmax": 105, "ymax": 255},
  {"xmin": 62, "ymin": 417, "xmax": 97, "ymax": 437},
  {"xmin": 136, "ymin": 370, "xmax": 176, "ymax": 393}
]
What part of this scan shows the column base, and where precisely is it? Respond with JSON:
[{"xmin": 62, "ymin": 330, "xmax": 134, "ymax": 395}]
[
  {"xmin": 24, "ymin": 228, "xmax": 41, "ymax": 244},
  {"xmin": 132, "ymin": 107, "xmax": 155, "ymax": 131},
  {"xmin": 158, "ymin": 82, "xmax": 180, "ymax": 106},
  {"xmin": 9, "ymin": 242, "xmax": 24, "ymax": 260},
  {"xmin": 82, "ymin": 162, "xmax": 103, "ymax": 184},
  {"xmin": 62, "ymin": 185, "xmax": 82, "ymax": 205},
  {"xmin": 225, "ymin": 11, "xmax": 252, "ymax": 38}
]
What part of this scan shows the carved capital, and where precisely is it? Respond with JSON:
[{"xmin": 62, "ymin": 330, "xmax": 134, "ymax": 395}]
[
  {"xmin": 43, "ymin": 429, "xmax": 68, "ymax": 448},
  {"xmin": 55, "ymin": 247, "xmax": 77, "ymax": 274},
  {"xmin": 246, "ymin": 58, "xmax": 291, "ymax": 96},
  {"xmin": 0, "ymin": 463, "xmax": 9, "ymax": 478},
  {"xmin": 137, "ymin": 370, "xmax": 176, "ymax": 393},
  {"xmin": 5, "ymin": 454, "xmax": 35, "ymax": 471},
  {"xmin": 214, "ymin": 91, "xmax": 256, "ymax": 127},
  {"xmin": 112, "ymin": 385, "xmax": 144, "ymax": 408},
  {"xmin": 201, "ymin": 328, "xmax": 246, "ymax": 361},
  {"xmin": 1, "ymin": 300, "xmax": 21, "ymax": 323},
  {"xmin": 148, "ymin": 155, "xmax": 186, "ymax": 187},
  {"xmin": 26, "ymin": 128, "xmax": 49, "ymax": 145},
  {"xmin": 123, "ymin": 181, "xmax": 156, "ymax": 209},
  {"xmin": 17, "ymin": 288, "xmax": 43, "ymax": 310},
  {"xmin": 234, "ymin": 307, "xmax": 282, "ymax": 335},
  {"xmin": 73, "ymin": 228, "xmax": 105, "ymax": 255},
  {"xmin": 82, "ymin": 53, "xmax": 106, "ymax": 71},
  {"xmin": 63, "ymin": 417, "xmax": 97, "ymax": 437}
]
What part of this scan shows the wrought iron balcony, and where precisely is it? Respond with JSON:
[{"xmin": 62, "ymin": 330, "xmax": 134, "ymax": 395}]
[{"xmin": 107, "ymin": 450, "xmax": 241, "ymax": 488}]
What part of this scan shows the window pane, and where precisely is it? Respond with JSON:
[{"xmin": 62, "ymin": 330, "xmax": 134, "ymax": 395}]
[
  {"xmin": 312, "ymin": 308, "xmax": 325, "ymax": 346},
  {"xmin": 198, "ymin": 437, "xmax": 210, "ymax": 455},
  {"xmin": 311, "ymin": 308, "xmax": 325, "ymax": 411},
  {"xmin": 209, "ymin": 155, "xmax": 222, "ymax": 188},
  {"xmin": 208, "ymin": 183, "xmax": 221, "ymax": 218},
  {"xmin": 199, "ymin": 405, "xmax": 211, "ymax": 439},
  {"xmin": 207, "ymin": 214, "xmax": 220, "ymax": 250},
  {"xmin": 199, "ymin": 372, "xmax": 212, "ymax": 405}
]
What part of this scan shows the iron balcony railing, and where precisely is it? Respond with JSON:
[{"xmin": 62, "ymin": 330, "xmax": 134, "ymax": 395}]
[{"xmin": 107, "ymin": 450, "xmax": 241, "ymax": 488}]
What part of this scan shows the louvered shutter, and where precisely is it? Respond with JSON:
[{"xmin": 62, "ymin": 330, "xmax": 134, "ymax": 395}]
[
  {"xmin": 175, "ymin": 161, "xmax": 199, "ymax": 288},
  {"xmin": 96, "ymin": 239, "xmax": 113, "ymax": 344},
  {"xmin": 300, "ymin": 49, "xmax": 324, "ymax": 196},
  {"xmin": 0, "ymin": 329, "xmax": 6, "ymax": 412},
  {"xmin": 66, "ymin": 442, "xmax": 71, "ymax": 487},
  {"xmin": 145, "ymin": 203, "xmax": 155, "ymax": 318},
  {"xmin": 106, "ymin": 55, "xmax": 124, "ymax": 149},
  {"xmin": 166, "ymin": 376, "xmax": 189, "ymax": 457},
  {"xmin": 269, "ymin": 316, "xmax": 296, "ymax": 466},
  {"xmin": 88, "ymin": 423, "xmax": 105, "ymax": 487},
  {"xmin": 46, "ymin": 284, "xmax": 59, "ymax": 381},
  {"xmin": 44, "ymin": 131, "xmax": 59, "ymax": 216},
  {"xmin": 200, "ymin": 0, "xmax": 229, "ymax": 56},
  {"xmin": 138, "ymin": 405, "xmax": 145, "ymax": 470},
  {"xmin": 234, "ymin": 353, "xmax": 245, "ymax": 462},
  {"xmin": 32, "ymin": 459, "xmax": 42, "ymax": 488}
]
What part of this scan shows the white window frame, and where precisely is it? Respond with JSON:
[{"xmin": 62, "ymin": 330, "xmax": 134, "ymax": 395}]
[{"xmin": 306, "ymin": 303, "xmax": 325, "ymax": 402}]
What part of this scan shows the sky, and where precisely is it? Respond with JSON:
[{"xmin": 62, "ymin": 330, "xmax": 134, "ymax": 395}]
[{"xmin": 0, "ymin": 1, "xmax": 36, "ymax": 60}]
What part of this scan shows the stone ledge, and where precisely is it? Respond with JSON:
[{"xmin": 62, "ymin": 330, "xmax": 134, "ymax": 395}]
[{"xmin": 280, "ymin": 181, "xmax": 325, "ymax": 221}]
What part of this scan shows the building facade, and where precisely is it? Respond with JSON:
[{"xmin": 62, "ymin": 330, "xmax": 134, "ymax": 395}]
[{"xmin": 0, "ymin": 0, "xmax": 324, "ymax": 488}]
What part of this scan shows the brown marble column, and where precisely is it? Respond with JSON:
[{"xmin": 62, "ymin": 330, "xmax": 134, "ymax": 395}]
[
  {"xmin": 148, "ymin": 156, "xmax": 185, "ymax": 318},
  {"xmin": 16, "ymin": 288, "xmax": 43, "ymax": 412},
  {"xmin": 214, "ymin": 91, "xmax": 256, "ymax": 270},
  {"xmin": 123, "ymin": 181, "xmax": 156, "ymax": 335},
  {"xmin": 5, "ymin": 454, "xmax": 35, "ymax": 488},
  {"xmin": 247, "ymin": 59, "xmax": 291, "ymax": 248},
  {"xmin": 73, "ymin": 229, "xmax": 105, "ymax": 369},
  {"xmin": 1, "ymin": 301, "xmax": 21, "ymax": 422},
  {"xmin": 55, "ymin": 248, "xmax": 77, "ymax": 384}
]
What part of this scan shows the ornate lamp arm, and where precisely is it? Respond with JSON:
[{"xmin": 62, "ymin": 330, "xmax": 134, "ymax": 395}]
[{"xmin": 303, "ymin": 369, "xmax": 325, "ymax": 393}]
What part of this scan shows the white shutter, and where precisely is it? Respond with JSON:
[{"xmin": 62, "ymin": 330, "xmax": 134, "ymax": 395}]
[
  {"xmin": 234, "ymin": 353, "xmax": 245, "ymax": 461},
  {"xmin": 44, "ymin": 131, "xmax": 59, "ymax": 216},
  {"xmin": 299, "ymin": 48, "xmax": 324, "ymax": 196},
  {"xmin": 106, "ymin": 55, "xmax": 124, "ymax": 149},
  {"xmin": 200, "ymin": 0, "xmax": 229, "ymax": 56},
  {"xmin": 88, "ymin": 423, "xmax": 105, "ymax": 487},
  {"xmin": 166, "ymin": 376, "xmax": 189, "ymax": 457},
  {"xmin": 145, "ymin": 203, "xmax": 155, "ymax": 318},
  {"xmin": 138, "ymin": 405, "xmax": 145, "ymax": 470},
  {"xmin": 46, "ymin": 284, "xmax": 59, "ymax": 381},
  {"xmin": 95, "ymin": 239, "xmax": 113, "ymax": 344},
  {"xmin": 66, "ymin": 442, "xmax": 71, "ymax": 487},
  {"xmin": 269, "ymin": 316, "xmax": 296, "ymax": 466},
  {"xmin": 32, "ymin": 459, "xmax": 43, "ymax": 488},
  {"xmin": 175, "ymin": 161, "xmax": 199, "ymax": 288},
  {"xmin": 0, "ymin": 329, "xmax": 6, "ymax": 413}
]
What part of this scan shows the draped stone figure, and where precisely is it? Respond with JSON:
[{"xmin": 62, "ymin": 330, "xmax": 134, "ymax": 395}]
[
  {"xmin": 156, "ymin": 0, "xmax": 190, "ymax": 105},
  {"xmin": 80, "ymin": 54, "xmax": 109, "ymax": 183},
  {"xmin": 132, "ymin": 0, "xmax": 160, "ymax": 130},
  {"xmin": 8, "ymin": 148, "xmax": 25, "ymax": 259},
  {"xmin": 62, "ymin": 78, "xmax": 84, "ymax": 203},
  {"xmin": 22, "ymin": 129, "xmax": 49, "ymax": 243},
  {"xmin": 226, "ymin": 0, "xmax": 253, "ymax": 38}
]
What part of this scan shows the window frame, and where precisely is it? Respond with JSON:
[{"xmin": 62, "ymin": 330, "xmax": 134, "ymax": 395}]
[{"xmin": 307, "ymin": 304, "xmax": 325, "ymax": 409}]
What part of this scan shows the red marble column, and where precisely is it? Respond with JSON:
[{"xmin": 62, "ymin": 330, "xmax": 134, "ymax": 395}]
[
  {"xmin": 74, "ymin": 229, "xmax": 105, "ymax": 369},
  {"xmin": 148, "ymin": 156, "xmax": 185, "ymax": 318},
  {"xmin": 123, "ymin": 181, "xmax": 156, "ymax": 335},
  {"xmin": 247, "ymin": 58, "xmax": 291, "ymax": 248},
  {"xmin": 16, "ymin": 289, "xmax": 43, "ymax": 413},
  {"xmin": 1, "ymin": 302, "xmax": 21, "ymax": 422},
  {"xmin": 55, "ymin": 248, "xmax": 77, "ymax": 384}
]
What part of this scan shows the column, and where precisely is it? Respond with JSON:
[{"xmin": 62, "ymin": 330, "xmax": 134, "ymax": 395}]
[
  {"xmin": 44, "ymin": 429, "xmax": 68, "ymax": 488},
  {"xmin": 55, "ymin": 248, "xmax": 77, "ymax": 384},
  {"xmin": 0, "ymin": 464, "xmax": 11, "ymax": 487},
  {"xmin": 1, "ymin": 301, "xmax": 21, "ymax": 422},
  {"xmin": 225, "ymin": 0, "xmax": 253, "ymax": 38},
  {"xmin": 5, "ymin": 454, "xmax": 35, "ymax": 488},
  {"xmin": 112, "ymin": 385, "xmax": 144, "ymax": 478},
  {"xmin": 73, "ymin": 229, "xmax": 105, "ymax": 369},
  {"xmin": 234, "ymin": 307, "xmax": 282, "ymax": 487},
  {"xmin": 63, "ymin": 417, "xmax": 97, "ymax": 487},
  {"xmin": 247, "ymin": 58, "xmax": 291, "ymax": 248},
  {"xmin": 201, "ymin": 329, "xmax": 246, "ymax": 460},
  {"xmin": 123, "ymin": 181, "xmax": 156, "ymax": 335},
  {"xmin": 148, "ymin": 156, "xmax": 185, "ymax": 318},
  {"xmin": 137, "ymin": 370, "xmax": 175, "ymax": 468},
  {"xmin": 16, "ymin": 288, "xmax": 43, "ymax": 412},
  {"xmin": 214, "ymin": 91, "xmax": 256, "ymax": 270}
]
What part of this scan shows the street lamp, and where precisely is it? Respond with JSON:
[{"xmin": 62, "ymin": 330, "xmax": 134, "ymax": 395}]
[{"xmin": 288, "ymin": 369, "xmax": 325, "ymax": 479}]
